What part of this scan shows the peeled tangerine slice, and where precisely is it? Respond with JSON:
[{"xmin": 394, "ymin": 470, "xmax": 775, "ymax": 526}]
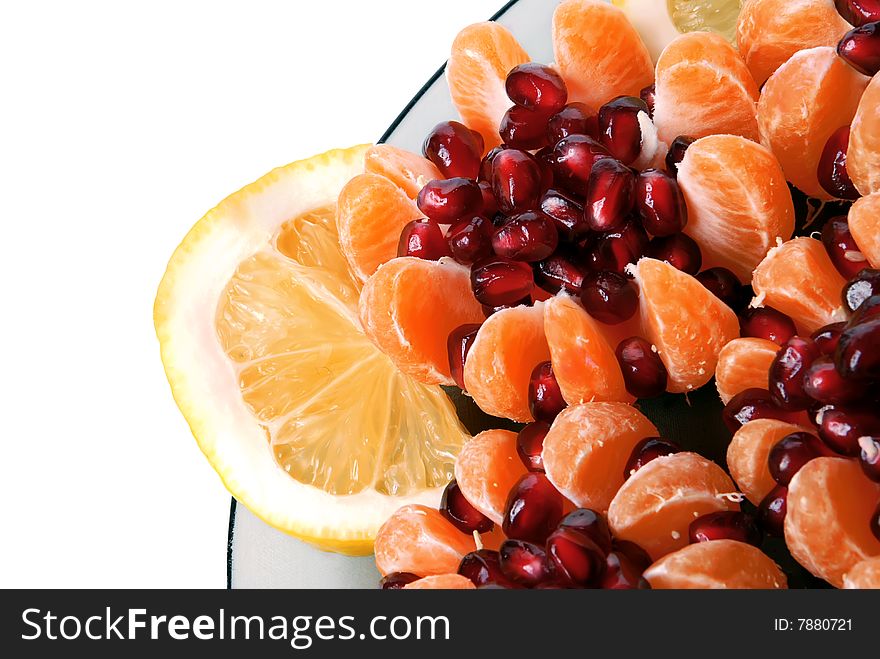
[
  {"xmin": 542, "ymin": 402, "xmax": 658, "ymax": 513},
  {"xmin": 677, "ymin": 135, "xmax": 795, "ymax": 282},
  {"xmin": 751, "ymin": 237, "xmax": 848, "ymax": 335},
  {"xmin": 785, "ymin": 457, "xmax": 880, "ymax": 588},
  {"xmin": 714, "ymin": 337, "xmax": 778, "ymax": 405},
  {"xmin": 736, "ymin": 0, "xmax": 853, "ymax": 86},
  {"xmin": 844, "ymin": 556, "xmax": 880, "ymax": 589},
  {"xmin": 652, "ymin": 32, "xmax": 760, "ymax": 146},
  {"xmin": 758, "ymin": 47, "xmax": 869, "ymax": 200},
  {"xmin": 727, "ymin": 419, "xmax": 807, "ymax": 505},
  {"xmin": 543, "ymin": 294, "xmax": 631, "ymax": 405},
  {"xmin": 404, "ymin": 574, "xmax": 475, "ymax": 590},
  {"xmin": 359, "ymin": 257, "xmax": 484, "ymax": 386},
  {"xmin": 848, "ymin": 73, "xmax": 880, "ymax": 196},
  {"xmin": 454, "ymin": 429, "xmax": 526, "ymax": 524},
  {"xmin": 631, "ymin": 258, "xmax": 740, "ymax": 394},
  {"xmin": 643, "ymin": 540, "xmax": 787, "ymax": 589},
  {"xmin": 608, "ymin": 452, "xmax": 740, "ymax": 560},
  {"xmin": 447, "ymin": 22, "xmax": 529, "ymax": 151},
  {"xmin": 363, "ymin": 144, "xmax": 442, "ymax": 200},
  {"xmin": 848, "ymin": 193, "xmax": 880, "ymax": 268},
  {"xmin": 552, "ymin": 0, "xmax": 654, "ymax": 111},
  {"xmin": 464, "ymin": 302, "xmax": 550, "ymax": 422},
  {"xmin": 374, "ymin": 504, "xmax": 476, "ymax": 577}
]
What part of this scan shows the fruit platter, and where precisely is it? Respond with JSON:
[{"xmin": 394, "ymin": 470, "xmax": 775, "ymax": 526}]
[{"xmin": 155, "ymin": 0, "xmax": 880, "ymax": 590}]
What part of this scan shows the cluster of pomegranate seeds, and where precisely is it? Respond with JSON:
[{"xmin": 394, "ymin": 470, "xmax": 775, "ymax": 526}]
[{"xmin": 689, "ymin": 511, "xmax": 761, "ymax": 547}]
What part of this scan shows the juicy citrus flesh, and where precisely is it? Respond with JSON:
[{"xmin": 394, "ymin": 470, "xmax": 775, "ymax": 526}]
[
  {"xmin": 848, "ymin": 72, "xmax": 880, "ymax": 196},
  {"xmin": 404, "ymin": 574, "xmax": 476, "ymax": 589},
  {"xmin": 454, "ymin": 429, "xmax": 526, "ymax": 524},
  {"xmin": 726, "ymin": 419, "xmax": 807, "ymax": 505},
  {"xmin": 848, "ymin": 193, "xmax": 880, "ymax": 268},
  {"xmin": 363, "ymin": 144, "xmax": 442, "ymax": 200},
  {"xmin": 714, "ymin": 337, "xmax": 778, "ymax": 405},
  {"xmin": 843, "ymin": 556, "xmax": 880, "ymax": 589},
  {"xmin": 668, "ymin": 0, "xmax": 744, "ymax": 43}
]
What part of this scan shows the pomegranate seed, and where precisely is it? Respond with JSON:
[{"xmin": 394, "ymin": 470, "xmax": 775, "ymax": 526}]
[
  {"xmin": 397, "ymin": 220, "xmax": 452, "ymax": 260},
  {"xmin": 528, "ymin": 361, "xmax": 567, "ymax": 423},
  {"xmin": 600, "ymin": 551, "xmax": 650, "ymax": 589},
  {"xmin": 479, "ymin": 145, "xmax": 506, "ymax": 182},
  {"xmin": 534, "ymin": 147, "xmax": 556, "ymax": 192},
  {"xmin": 470, "ymin": 256, "xmax": 535, "ymax": 306},
  {"xmin": 697, "ymin": 267, "xmax": 743, "ymax": 310},
  {"xmin": 499, "ymin": 539, "xmax": 554, "ymax": 587},
  {"xmin": 689, "ymin": 511, "xmax": 762, "ymax": 546},
  {"xmin": 803, "ymin": 358, "xmax": 864, "ymax": 404},
  {"xmin": 849, "ymin": 294, "xmax": 880, "ymax": 325},
  {"xmin": 447, "ymin": 323, "xmax": 481, "ymax": 391},
  {"xmin": 757, "ymin": 485, "xmax": 787, "ymax": 536},
  {"xmin": 423, "ymin": 120, "xmax": 483, "ymax": 179},
  {"xmin": 580, "ymin": 270, "xmax": 638, "ymax": 324},
  {"xmin": 585, "ymin": 219, "xmax": 649, "ymax": 276},
  {"xmin": 613, "ymin": 540, "xmax": 652, "ymax": 572},
  {"xmin": 739, "ymin": 307, "xmax": 798, "ymax": 345},
  {"xmin": 416, "ymin": 177, "xmax": 482, "ymax": 224},
  {"xmin": 502, "ymin": 473, "xmax": 565, "ymax": 544},
  {"xmin": 822, "ymin": 216, "xmax": 869, "ymax": 279},
  {"xmin": 836, "ymin": 0, "xmax": 880, "ymax": 26},
  {"xmin": 813, "ymin": 404, "xmax": 880, "ymax": 456},
  {"xmin": 769, "ymin": 336, "xmax": 821, "ymax": 410},
  {"xmin": 557, "ymin": 508, "xmax": 613, "ymax": 554},
  {"xmin": 624, "ymin": 437, "xmax": 680, "ymax": 478},
  {"xmin": 478, "ymin": 180, "xmax": 499, "ymax": 217},
  {"xmin": 546, "ymin": 527, "xmax": 606, "ymax": 587},
  {"xmin": 380, "ymin": 572, "xmax": 420, "ymax": 589},
  {"xmin": 838, "ymin": 21, "xmax": 880, "ymax": 76},
  {"xmin": 539, "ymin": 188, "xmax": 588, "ymax": 241},
  {"xmin": 817, "ymin": 127, "xmax": 860, "ymax": 201},
  {"xmin": 500, "ymin": 104, "xmax": 553, "ymax": 150},
  {"xmin": 505, "ymin": 62, "xmax": 568, "ymax": 112},
  {"xmin": 517, "ymin": 421, "xmax": 550, "ymax": 472},
  {"xmin": 585, "ymin": 158, "xmax": 636, "ymax": 231},
  {"xmin": 492, "ymin": 211, "xmax": 559, "ymax": 262},
  {"xmin": 440, "ymin": 478, "xmax": 494, "ymax": 534},
  {"xmin": 535, "ymin": 249, "xmax": 587, "ymax": 296},
  {"xmin": 872, "ymin": 501, "xmax": 880, "ymax": 541},
  {"xmin": 836, "ymin": 316, "xmax": 880, "ymax": 380},
  {"xmin": 636, "ymin": 169, "xmax": 688, "ymax": 236},
  {"xmin": 768, "ymin": 431, "xmax": 835, "ymax": 486},
  {"xmin": 547, "ymin": 102, "xmax": 598, "ymax": 143},
  {"xmin": 482, "ymin": 296, "xmax": 531, "ymax": 318},
  {"xmin": 859, "ymin": 436, "xmax": 880, "ymax": 482},
  {"xmin": 812, "ymin": 322, "xmax": 847, "ymax": 355},
  {"xmin": 446, "ymin": 215, "xmax": 493, "ymax": 265},
  {"xmin": 843, "ymin": 269, "xmax": 880, "ymax": 313},
  {"xmin": 490, "ymin": 149, "xmax": 543, "ymax": 214},
  {"xmin": 549, "ymin": 135, "xmax": 610, "ymax": 195},
  {"xmin": 616, "ymin": 337, "xmax": 669, "ymax": 399},
  {"xmin": 597, "ymin": 96, "xmax": 648, "ymax": 165},
  {"xmin": 639, "ymin": 84, "xmax": 656, "ymax": 118},
  {"xmin": 647, "ymin": 233, "xmax": 702, "ymax": 275},
  {"xmin": 722, "ymin": 388, "xmax": 805, "ymax": 432},
  {"xmin": 458, "ymin": 549, "xmax": 517, "ymax": 588},
  {"xmin": 665, "ymin": 135, "xmax": 695, "ymax": 177}
]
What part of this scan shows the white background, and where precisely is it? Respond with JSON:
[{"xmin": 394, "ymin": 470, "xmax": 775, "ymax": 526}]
[{"xmin": 0, "ymin": 0, "xmax": 502, "ymax": 588}]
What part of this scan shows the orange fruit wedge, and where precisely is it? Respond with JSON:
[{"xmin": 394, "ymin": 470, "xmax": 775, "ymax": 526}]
[
  {"xmin": 404, "ymin": 574, "xmax": 476, "ymax": 589},
  {"xmin": 843, "ymin": 556, "xmax": 880, "ymax": 589},
  {"xmin": 714, "ymin": 337, "xmax": 778, "ymax": 405},
  {"xmin": 454, "ymin": 429, "xmax": 526, "ymax": 524},
  {"xmin": 677, "ymin": 134, "xmax": 794, "ymax": 282},
  {"xmin": 848, "ymin": 72, "xmax": 880, "ymax": 196},
  {"xmin": 447, "ymin": 22, "xmax": 530, "ymax": 152},
  {"xmin": 358, "ymin": 257, "xmax": 485, "ymax": 385},
  {"xmin": 631, "ymin": 258, "xmax": 740, "ymax": 394},
  {"xmin": 757, "ymin": 47, "xmax": 869, "ymax": 200},
  {"xmin": 363, "ymin": 144, "xmax": 442, "ymax": 199},
  {"xmin": 652, "ymin": 31, "xmax": 760, "ymax": 146},
  {"xmin": 848, "ymin": 193, "xmax": 880, "ymax": 268},
  {"xmin": 726, "ymin": 419, "xmax": 807, "ymax": 505},
  {"xmin": 552, "ymin": 0, "xmax": 654, "ymax": 112}
]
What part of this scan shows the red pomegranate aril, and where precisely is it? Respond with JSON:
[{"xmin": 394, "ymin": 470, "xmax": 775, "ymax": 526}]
[
  {"xmin": 597, "ymin": 96, "xmax": 648, "ymax": 165},
  {"xmin": 416, "ymin": 177, "xmax": 482, "ymax": 224},
  {"xmin": 600, "ymin": 551, "xmax": 649, "ymax": 589},
  {"xmin": 547, "ymin": 102, "xmax": 598, "ymax": 143},
  {"xmin": 858, "ymin": 436, "xmax": 880, "ymax": 482},
  {"xmin": 639, "ymin": 84, "xmax": 656, "ymax": 118},
  {"xmin": 499, "ymin": 539, "xmax": 554, "ymax": 587},
  {"xmin": 739, "ymin": 307, "xmax": 798, "ymax": 346},
  {"xmin": 517, "ymin": 421, "xmax": 550, "ymax": 472},
  {"xmin": 580, "ymin": 270, "xmax": 639, "ymax": 324},
  {"xmin": 722, "ymin": 388, "xmax": 804, "ymax": 432},
  {"xmin": 696, "ymin": 267, "xmax": 743, "ymax": 310},
  {"xmin": 502, "ymin": 473, "xmax": 565, "ymax": 545},
  {"xmin": 492, "ymin": 211, "xmax": 559, "ymax": 262},
  {"xmin": 585, "ymin": 158, "xmax": 636, "ymax": 232},
  {"xmin": 817, "ymin": 127, "xmax": 860, "ymax": 201},
  {"xmin": 458, "ymin": 549, "xmax": 517, "ymax": 588},
  {"xmin": 849, "ymin": 294, "xmax": 880, "ymax": 325},
  {"xmin": 872, "ymin": 501, "xmax": 880, "ymax": 541},
  {"xmin": 546, "ymin": 527, "xmax": 606, "ymax": 587},
  {"xmin": 440, "ymin": 478, "xmax": 495, "ymax": 534},
  {"xmin": 397, "ymin": 220, "xmax": 452, "ymax": 260},
  {"xmin": 647, "ymin": 233, "xmax": 702, "ymax": 275},
  {"xmin": 482, "ymin": 296, "xmax": 531, "ymax": 318},
  {"xmin": 557, "ymin": 508, "xmax": 613, "ymax": 554},
  {"xmin": 528, "ymin": 361, "xmax": 567, "ymax": 423},
  {"xmin": 446, "ymin": 215, "xmax": 493, "ymax": 265},
  {"xmin": 505, "ymin": 62, "xmax": 568, "ymax": 113},
  {"xmin": 768, "ymin": 432, "xmax": 835, "ymax": 486},
  {"xmin": 471, "ymin": 256, "xmax": 535, "ymax": 306},
  {"xmin": 624, "ymin": 437, "xmax": 681, "ymax": 478},
  {"xmin": 447, "ymin": 323, "xmax": 481, "ymax": 391},
  {"xmin": 636, "ymin": 169, "xmax": 688, "ymax": 236},
  {"xmin": 535, "ymin": 250, "xmax": 587, "ymax": 295},
  {"xmin": 769, "ymin": 336, "xmax": 821, "ymax": 410},
  {"xmin": 814, "ymin": 404, "xmax": 880, "ymax": 456},
  {"xmin": 500, "ymin": 104, "xmax": 553, "ymax": 150},
  {"xmin": 822, "ymin": 217, "xmax": 869, "ymax": 279},
  {"xmin": 380, "ymin": 572, "xmax": 420, "ymax": 589},
  {"xmin": 479, "ymin": 145, "xmax": 506, "ymax": 182},
  {"xmin": 478, "ymin": 180, "xmax": 499, "ymax": 217},
  {"xmin": 757, "ymin": 485, "xmax": 787, "ymax": 536},
  {"xmin": 836, "ymin": 0, "xmax": 880, "ymax": 25},
  {"xmin": 423, "ymin": 120, "xmax": 483, "ymax": 179},
  {"xmin": 549, "ymin": 135, "xmax": 610, "ymax": 195},
  {"xmin": 613, "ymin": 540, "xmax": 652, "ymax": 572},
  {"xmin": 838, "ymin": 21, "xmax": 880, "ymax": 76},
  {"xmin": 540, "ymin": 188, "xmax": 588, "ymax": 241},
  {"xmin": 665, "ymin": 135, "xmax": 696, "ymax": 177},
  {"xmin": 812, "ymin": 322, "xmax": 847, "ymax": 355},
  {"xmin": 836, "ymin": 316, "xmax": 880, "ymax": 380},
  {"xmin": 803, "ymin": 357, "xmax": 865, "ymax": 404},
  {"xmin": 616, "ymin": 337, "xmax": 669, "ymax": 399},
  {"xmin": 589, "ymin": 218, "xmax": 650, "ymax": 277},
  {"xmin": 688, "ymin": 511, "xmax": 762, "ymax": 546},
  {"xmin": 490, "ymin": 149, "xmax": 543, "ymax": 214},
  {"xmin": 843, "ymin": 269, "xmax": 880, "ymax": 313}
]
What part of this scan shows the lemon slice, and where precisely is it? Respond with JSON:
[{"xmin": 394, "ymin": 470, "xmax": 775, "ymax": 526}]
[{"xmin": 155, "ymin": 145, "xmax": 469, "ymax": 554}]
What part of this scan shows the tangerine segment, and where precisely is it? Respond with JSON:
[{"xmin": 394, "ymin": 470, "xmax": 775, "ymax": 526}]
[
  {"xmin": 751, "ymin": 237, "xmax": 848, "ymax": 334},
  {"xmin": 608, "ymin": 452, "xmax": 739, "ymax": 560},
  {"xmin": 757, "ymin": 47, "xmax": 869, "ymax": 200},
  {"xmin": 363, "ymin": 144, "xmax": 442, "ymax": 199},
  {"xmin": 736, "ymin": 0, "xmax": 853, "ymax": 87},
  {"xmin": 336, "ymin": 173, "xmax": 423, "ymax": 283},
  {"xmin": 464, "ymin": 302, "xmax": 551, "ymax": 422},
  {"xmin": 843, "ymin": 556, "xmax": 880, "ymax": 589},
  {"xmin": 447, "ymin": 22, "xmax": 529, "ymax": 152},
  {"xmin": 715, "ymin": 338, "xmax": 778, "ymax": 405},
  {"xmin": 644, "ymin": 539, "xmax": 788, "ymax": 589},
  {"xmin": 848, "ymin": 193, "xmax": 880, "ymax": 268},
  {"xmin": 632, "ymin": 258, "xmax": 740, "ymax": 394},
  {"xmin": 552, "ymin": 0, "xmax": 654, "ymax": 112},
  {"xmin": 543, "ymin": 295, "xmax": 631, "ymax": 405},
  {"xmin": 454, "ymin": 429, "xmax": 526, "ymax": 524},
  {"xmin": 542, "ymin": 402, "xmax": 658, "ymax": 512},
  {"xmin": 726, "ymin": 419, "xmax": 806, "ymax": 505},
  {"xmin": 374, "ymin": 504, "xmax": 476, "ymax": 577},
  {"xmin": 359, "ymin": 257, "xmax": 484, "ymax": 386},
  {"xmin": 677, "ymin": 135, "xmax": 795, "ymax": 282},
  {"xmin": 652, "ymin": 31, "xmax": 760, "ymax": 145},
  {"xmin": 403, "ymin": 574, "xmax": 476, "ymax": 589},
  {"xmin": 785, "ymin": 457, "xmax": 880, "ymax": 588},
  {"xmin": 848, "ymin": 73, "xmax": 880, "ymax": 196}
]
